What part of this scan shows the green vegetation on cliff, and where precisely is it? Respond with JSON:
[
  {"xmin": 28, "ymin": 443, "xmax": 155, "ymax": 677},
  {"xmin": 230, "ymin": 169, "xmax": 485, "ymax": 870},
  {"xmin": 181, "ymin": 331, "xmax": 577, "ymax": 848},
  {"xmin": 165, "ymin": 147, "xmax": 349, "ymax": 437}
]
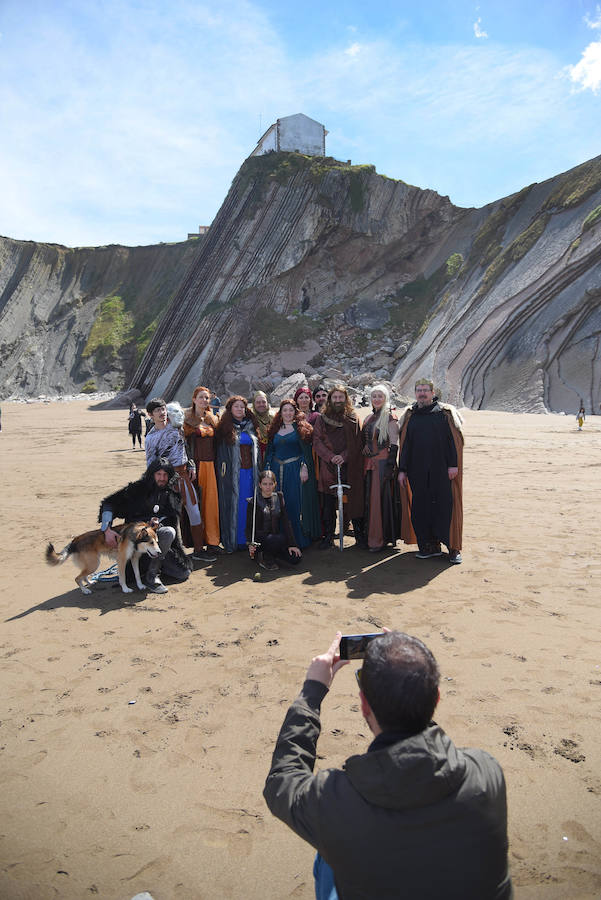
[
  {"xmin": 475, "ymin": 214, "xmax": 549, "ymax": 299},
  {"xmin": 470, "ymin": 185, "xmax": 534, "ymax": 267},
  {"xmin": 582, "ymin": 204, "xmax": 601, "ymax": 232},
  {"xmin": 236, "ymin": 152, "xmax": 375, "ymax": 215},
  {"xmin": 82, "ymin": 296, "xmax": 134, "ymax": 362},
  {"xmin": 543, "ymin": 156, "xmax": 601, "ymax": 211}
]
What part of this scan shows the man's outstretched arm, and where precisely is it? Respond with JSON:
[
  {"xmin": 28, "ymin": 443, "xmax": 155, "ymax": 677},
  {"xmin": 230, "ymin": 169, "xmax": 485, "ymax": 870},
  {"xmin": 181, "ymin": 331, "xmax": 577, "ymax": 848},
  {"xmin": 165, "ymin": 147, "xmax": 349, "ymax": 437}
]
[{"xmin": 263, "ymin": 634, "xmax": 348, "ymax": 846}]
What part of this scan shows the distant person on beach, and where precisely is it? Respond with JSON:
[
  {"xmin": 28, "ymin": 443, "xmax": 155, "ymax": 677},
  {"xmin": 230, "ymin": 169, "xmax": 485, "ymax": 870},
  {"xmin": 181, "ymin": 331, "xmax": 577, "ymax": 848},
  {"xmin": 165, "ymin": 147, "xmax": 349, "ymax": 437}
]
[
  {"xmin": 264, "ymin": 630, "xmax": 512, "ymax": 900},
  {"xmin": 128, "ymin": 403, "xmax": 143, "ymax": 449},
  {"xmin": 577, "ymin": 406, "xmax": 586, "ymax": 430},
  {"xmin": 397, "ymin": 378, "xmax": 463, "ymax": 565},
  {"xmin": 210, "ymin": 392, "xmax": 221, "ymax": 418}
]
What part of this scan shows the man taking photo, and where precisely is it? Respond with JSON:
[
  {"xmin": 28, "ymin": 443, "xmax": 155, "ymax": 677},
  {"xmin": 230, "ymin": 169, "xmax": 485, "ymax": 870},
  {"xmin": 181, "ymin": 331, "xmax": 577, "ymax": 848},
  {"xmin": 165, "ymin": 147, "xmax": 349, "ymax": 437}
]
[{"xmin": 264, "ymin": 631, "xmax": 512, "ymax": 899}]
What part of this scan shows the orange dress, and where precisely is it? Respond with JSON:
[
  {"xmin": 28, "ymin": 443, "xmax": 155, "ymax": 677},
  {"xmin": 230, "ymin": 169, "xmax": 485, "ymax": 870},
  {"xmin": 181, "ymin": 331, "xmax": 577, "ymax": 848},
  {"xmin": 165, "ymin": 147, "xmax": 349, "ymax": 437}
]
[{"xmin": 183, "ymin": 412, "xmax": 221, "ymax": 547}]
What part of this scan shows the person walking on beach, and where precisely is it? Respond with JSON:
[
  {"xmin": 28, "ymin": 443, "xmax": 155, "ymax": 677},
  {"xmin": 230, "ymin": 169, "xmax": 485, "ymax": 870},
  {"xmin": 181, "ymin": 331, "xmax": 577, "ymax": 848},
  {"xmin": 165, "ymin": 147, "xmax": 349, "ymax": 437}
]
[
  {"xmin": 577, "ymin": 405, "xmax": 586, "ymax": 430},
  {"xmin": 128, "ymin": 403, "xmax": 143, "ymax": 449},
  {"xmin": 264, "ymin": 630, "xmax": 512, "ymax": 900}
]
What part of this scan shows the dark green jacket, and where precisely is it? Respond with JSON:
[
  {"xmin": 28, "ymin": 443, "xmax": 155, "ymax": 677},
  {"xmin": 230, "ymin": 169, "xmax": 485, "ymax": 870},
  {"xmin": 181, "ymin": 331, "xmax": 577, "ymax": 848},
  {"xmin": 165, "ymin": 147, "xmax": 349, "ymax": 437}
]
[{"xmin": 264, "ymin": 680, "xmax": 512, "ymax": 900}]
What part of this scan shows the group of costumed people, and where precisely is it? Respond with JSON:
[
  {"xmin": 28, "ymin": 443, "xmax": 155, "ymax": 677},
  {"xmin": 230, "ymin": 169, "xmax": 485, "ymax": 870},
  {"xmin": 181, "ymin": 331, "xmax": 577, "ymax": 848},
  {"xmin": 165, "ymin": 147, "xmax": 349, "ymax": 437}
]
[{"xmin": 102, "ymin": 379, "xmax": 464, "ymax": 588}]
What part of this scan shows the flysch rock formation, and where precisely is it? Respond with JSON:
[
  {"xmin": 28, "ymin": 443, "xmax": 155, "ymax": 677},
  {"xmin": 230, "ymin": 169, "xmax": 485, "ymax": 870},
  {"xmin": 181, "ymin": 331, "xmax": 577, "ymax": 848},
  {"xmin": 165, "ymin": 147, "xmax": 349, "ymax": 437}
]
[
  {"xmin": 0, "ymin": 237, "xmax": 199, "ymax": 398},
  {"xmin": 393, "ymin": 157, "xmax": 601, "ymax": 413},
  {"xmin": 131, "ymin": 154, "xmax": 469, "ymax": 404},
  {"xmin": 132, "ymin": 152, "xmax": 601, "ymax": 413},
  {"xmin": 1, "ymin": 151, "xmax": 600, "ymax": 412}
]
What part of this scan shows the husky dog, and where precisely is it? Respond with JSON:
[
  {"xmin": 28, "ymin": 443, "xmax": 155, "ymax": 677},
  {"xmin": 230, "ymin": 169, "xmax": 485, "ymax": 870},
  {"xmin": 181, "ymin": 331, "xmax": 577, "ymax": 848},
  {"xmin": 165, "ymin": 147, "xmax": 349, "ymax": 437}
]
[{"xmin": 46, "ymin": 522, "xmax": 161, "ymax": 595}]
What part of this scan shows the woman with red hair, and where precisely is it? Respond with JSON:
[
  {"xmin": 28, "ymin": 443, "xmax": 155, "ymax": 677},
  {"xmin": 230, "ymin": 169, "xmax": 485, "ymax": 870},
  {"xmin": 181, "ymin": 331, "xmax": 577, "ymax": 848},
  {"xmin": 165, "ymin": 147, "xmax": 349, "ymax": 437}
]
[
  {"xmin": 264, "ymin": 399, "xmax": 320, "ymax": 549},
  {"xmin": 183, "ymin": 386, "xmax": 221, "ymax": 558},
  {"xmin": 215, "ymin": 396, "xmax": 260, "ymax": 553}
]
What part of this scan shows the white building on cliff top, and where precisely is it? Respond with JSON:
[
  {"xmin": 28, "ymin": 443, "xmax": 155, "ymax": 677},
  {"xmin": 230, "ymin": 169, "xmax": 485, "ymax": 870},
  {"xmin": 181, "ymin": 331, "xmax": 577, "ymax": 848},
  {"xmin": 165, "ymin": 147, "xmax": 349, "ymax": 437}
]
[{"xmin": 251, "ymin": 113, "xmax": 327, "ymax": 158}]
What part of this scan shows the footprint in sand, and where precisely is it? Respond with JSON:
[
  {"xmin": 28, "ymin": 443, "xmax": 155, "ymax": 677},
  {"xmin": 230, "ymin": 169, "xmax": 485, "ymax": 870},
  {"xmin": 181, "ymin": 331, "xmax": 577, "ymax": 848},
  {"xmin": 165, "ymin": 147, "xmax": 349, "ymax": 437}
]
[{"xmin": 554, "ymin": 738, "xmax": 585, "ymax": 763}]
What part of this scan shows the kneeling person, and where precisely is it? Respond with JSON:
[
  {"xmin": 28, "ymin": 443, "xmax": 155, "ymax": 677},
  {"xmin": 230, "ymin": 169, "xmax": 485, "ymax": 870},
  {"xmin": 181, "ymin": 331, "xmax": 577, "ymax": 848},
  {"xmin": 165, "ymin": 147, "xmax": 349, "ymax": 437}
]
[
  {"xmin": 246, "ymin": 470, "xmax": 302, "ymax": 571},
  {"xmin": 99, "ymin": 458, "xmax": 190, "ymax": 594}
]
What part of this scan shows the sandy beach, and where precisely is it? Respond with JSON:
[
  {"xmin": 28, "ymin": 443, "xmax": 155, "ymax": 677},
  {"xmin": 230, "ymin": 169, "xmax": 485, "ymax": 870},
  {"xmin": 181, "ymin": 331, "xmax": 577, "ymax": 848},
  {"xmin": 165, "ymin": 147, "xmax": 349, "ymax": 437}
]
[{"xmin": 1, "ymin": 399, "xmax": 600, "ymax": 899}]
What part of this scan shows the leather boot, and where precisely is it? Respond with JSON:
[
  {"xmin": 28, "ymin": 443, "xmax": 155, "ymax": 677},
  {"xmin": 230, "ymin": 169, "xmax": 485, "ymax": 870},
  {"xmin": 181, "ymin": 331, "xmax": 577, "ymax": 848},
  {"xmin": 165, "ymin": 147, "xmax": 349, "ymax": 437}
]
[
  {"xmin": 145, "ymin": 557, "xmax": 168, "ymax": 593},
  {"xmin": 190, "ymin": 524, "xmax": 217, "ymax": 562}
]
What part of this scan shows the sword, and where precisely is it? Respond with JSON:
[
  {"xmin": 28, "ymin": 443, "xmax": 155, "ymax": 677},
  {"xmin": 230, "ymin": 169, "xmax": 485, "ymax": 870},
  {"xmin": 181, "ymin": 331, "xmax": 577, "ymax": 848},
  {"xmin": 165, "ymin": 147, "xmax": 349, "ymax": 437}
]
[{"xmin": 330, "ymin": 463, "xmax": 350, "ymax": 551}]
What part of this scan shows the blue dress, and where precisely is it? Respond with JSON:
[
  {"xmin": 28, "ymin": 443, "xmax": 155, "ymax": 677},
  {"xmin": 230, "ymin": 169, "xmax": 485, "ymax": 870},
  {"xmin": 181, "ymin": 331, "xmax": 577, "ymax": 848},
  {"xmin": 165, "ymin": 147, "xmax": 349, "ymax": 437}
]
[
  {"xmin": 265, "ymin": 429, "xmax": 320, "ymax": 548},
  {"xmin": 237, "ymin": 431, "xmax": 253, "ymax": 548}
]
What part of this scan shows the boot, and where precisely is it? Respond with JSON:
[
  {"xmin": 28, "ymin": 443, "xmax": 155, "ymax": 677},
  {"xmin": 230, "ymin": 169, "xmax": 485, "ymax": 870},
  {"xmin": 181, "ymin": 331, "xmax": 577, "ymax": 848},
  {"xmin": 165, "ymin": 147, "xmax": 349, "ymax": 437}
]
[
  {"xmin": 145, "ymin": 557, "xmax": 168, "ymax": 593},
  {"xmin": 190, "ymin": 524, "xmax": 217, "ymax": 562},
  {"xmin": 320, "ymin": 497, "xmax": 335, "ymax": 549},
  {"xmin": 352, "ymin": 518, "xmax": 367, "ymax": 549}
]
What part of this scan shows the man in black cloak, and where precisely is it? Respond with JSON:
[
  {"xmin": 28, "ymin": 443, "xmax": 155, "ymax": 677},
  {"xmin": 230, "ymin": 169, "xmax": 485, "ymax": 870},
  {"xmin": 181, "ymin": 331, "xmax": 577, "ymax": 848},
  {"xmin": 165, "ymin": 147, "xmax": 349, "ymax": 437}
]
[{"xmin": 398, "ymin": 379, "xmax": 462, "ymax": 564}]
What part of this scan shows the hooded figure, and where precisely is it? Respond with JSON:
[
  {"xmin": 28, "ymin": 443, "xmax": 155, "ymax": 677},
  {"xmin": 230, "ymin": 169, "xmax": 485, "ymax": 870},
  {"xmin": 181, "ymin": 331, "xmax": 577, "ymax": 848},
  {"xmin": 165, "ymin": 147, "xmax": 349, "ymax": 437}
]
[{"xmin": 99, "ymin": 458, "xmax": 191, "ymax": 590}]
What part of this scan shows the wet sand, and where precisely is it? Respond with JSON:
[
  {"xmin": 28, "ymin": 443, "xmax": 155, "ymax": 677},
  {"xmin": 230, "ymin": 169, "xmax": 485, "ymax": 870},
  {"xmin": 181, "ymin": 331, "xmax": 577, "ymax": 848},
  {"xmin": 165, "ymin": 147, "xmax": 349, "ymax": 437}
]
[{"xmin": 1, "ymin": 400, "xmax": 600, "ymax": 899}]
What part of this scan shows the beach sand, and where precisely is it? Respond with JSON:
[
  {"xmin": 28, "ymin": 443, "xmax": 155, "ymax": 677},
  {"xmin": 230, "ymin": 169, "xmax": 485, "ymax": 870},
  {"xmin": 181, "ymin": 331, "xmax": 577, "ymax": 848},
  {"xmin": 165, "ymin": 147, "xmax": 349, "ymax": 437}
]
[{"xmin": 1, "ymin": 400, "xmax": 600, "ymax": 899}]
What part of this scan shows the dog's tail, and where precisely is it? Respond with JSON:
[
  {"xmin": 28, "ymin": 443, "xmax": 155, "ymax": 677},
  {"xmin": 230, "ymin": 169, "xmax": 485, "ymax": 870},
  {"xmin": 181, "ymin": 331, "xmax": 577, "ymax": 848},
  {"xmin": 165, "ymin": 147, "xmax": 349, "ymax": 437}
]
[{"xmin": 45, "ymin": 541, "xmax": 73, "ymax": 566}]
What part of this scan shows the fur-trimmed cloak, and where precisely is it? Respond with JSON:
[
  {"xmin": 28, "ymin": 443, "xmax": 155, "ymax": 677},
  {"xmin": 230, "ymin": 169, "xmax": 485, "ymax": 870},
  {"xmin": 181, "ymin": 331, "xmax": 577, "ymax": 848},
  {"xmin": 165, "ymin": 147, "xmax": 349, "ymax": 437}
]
[
  {"xmin": 398, "ymin": 401, "xmax": 464, "ymax": 551},
  {"xmin": 98, "ymin": 459, "xmax": 191, "ymax": 573}
]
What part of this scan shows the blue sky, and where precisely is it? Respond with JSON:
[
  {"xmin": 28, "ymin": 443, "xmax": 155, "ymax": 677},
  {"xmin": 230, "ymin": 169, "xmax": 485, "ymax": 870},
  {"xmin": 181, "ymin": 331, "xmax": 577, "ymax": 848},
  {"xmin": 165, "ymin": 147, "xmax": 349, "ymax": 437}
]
[{"xmin": 1, "ymin": 0, "xmax": 600, "ymax": 247}]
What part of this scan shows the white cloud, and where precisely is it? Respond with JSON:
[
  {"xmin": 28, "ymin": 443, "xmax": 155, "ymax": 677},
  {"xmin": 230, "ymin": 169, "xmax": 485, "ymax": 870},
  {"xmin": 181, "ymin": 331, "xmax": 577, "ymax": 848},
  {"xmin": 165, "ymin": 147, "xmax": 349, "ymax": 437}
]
[
  {"xmin": 1, "ymin": 0, "xmax": 600, "ymax": 242},
  {"xmin": 565, "ymin": 5, "xmax": 601, "ymax": 92},
  {"xmin": 584, "ymin": 6, "xmax": 601, "ymax": 29},
  {"xmin": 566, "ymin": 39, "xmax": 601, "ymax": 92},
  {"xmin": 473, "ymin": 17, "xmax": 488, "ymax": 39}
]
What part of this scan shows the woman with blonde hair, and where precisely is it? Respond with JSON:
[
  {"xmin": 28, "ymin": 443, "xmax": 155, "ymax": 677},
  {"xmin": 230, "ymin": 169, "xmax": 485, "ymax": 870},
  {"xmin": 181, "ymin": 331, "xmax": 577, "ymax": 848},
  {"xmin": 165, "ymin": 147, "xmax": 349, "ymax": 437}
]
[
  {"xmin": 362, "ymin": 384, "xmax": 401, "ymax": 552},
  {"xmin": 183, "ymin": 386, "xmax": 221, "ymax": 558}
]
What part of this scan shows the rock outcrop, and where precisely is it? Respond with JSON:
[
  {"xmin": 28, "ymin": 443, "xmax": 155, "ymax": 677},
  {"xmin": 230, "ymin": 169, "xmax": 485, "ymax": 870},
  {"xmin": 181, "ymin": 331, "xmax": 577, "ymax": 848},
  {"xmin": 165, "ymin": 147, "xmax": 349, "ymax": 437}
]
[
  {"xmin": 393, "ymin": 157, "xmax": 601, "ymax": 412},
  {"xmin": 2, "ymin": 151, "xmax": 601, "ymax": 413},
  {"xmin": 131, "ymin": 154, "xmax": 467, "ymax": 404},
  {"xmin": 0, "ymin": 237, "xmax": 199, "ymax": 398},
  {"xmin": 132, "ymin": 152, "xmax": 601, "ymax": 413}
]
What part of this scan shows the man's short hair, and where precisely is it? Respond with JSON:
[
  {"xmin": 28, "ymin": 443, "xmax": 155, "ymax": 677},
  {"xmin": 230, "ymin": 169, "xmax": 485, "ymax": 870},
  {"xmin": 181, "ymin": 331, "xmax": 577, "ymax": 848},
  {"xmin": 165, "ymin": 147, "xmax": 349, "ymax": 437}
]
[
  {"xmin": 361, "ymin": 632, "xmax": 440, "ymax": 735},
  {"xmin": 146, "ymin": 397, "xmax": 166, "ymax": 415},
  {"xmin": 414, "ymin": 378, "xmax": 434, "ymax": 391}
]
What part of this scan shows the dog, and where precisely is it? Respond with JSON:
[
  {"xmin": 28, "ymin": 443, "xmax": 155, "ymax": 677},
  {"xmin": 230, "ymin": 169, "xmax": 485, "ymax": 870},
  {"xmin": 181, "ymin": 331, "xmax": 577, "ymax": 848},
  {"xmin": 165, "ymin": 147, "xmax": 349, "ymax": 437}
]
[{"xmin": 46, "ymin": 522, "xmax": 161, "ymax": 595}]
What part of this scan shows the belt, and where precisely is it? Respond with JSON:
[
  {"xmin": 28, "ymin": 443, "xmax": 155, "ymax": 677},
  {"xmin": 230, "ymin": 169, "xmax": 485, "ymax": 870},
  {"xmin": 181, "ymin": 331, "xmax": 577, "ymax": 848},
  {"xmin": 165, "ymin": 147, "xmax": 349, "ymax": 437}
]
[{"xmin": 273, "ymin": 454, "xmax": 302, "ymax": 488}]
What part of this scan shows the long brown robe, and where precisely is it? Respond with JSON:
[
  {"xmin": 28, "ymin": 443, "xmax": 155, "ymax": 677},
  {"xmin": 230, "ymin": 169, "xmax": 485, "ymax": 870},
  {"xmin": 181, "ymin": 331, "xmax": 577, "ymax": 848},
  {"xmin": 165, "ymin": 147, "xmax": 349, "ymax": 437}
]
[
  {"xmin": 313, "ymin": 412, "xmax": 364, "ymax": 519},
  {"xmin": 398, "ymin": 403, "xmax": 464, "ymax": 551}
]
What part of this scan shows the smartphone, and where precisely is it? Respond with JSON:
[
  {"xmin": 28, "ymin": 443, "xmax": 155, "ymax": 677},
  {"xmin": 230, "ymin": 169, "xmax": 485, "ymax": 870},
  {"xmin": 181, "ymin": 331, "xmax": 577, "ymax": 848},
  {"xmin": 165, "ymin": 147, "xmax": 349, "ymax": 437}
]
[{"xmin": 339, "ymin": 633, "xmax": 384, "ymax": 660}]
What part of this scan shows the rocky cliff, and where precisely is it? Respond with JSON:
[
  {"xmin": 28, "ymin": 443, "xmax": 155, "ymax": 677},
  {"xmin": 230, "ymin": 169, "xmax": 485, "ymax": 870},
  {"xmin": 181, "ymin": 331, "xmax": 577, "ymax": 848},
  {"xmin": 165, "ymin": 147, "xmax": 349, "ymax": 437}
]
[
  {"xmin": 132, "ymin": 152, "xmax": 601, "ymax": 413},
  {"xmin": 393, "ymin": 157, "xmax": 601, "ymax": 412},
  {"xmin": 2, "ymin": 152, "xmax": 600, "ymax": 412},
  {"xmin": 0, "ymin": 237, "xmax": 199, "ymax": 398}
]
